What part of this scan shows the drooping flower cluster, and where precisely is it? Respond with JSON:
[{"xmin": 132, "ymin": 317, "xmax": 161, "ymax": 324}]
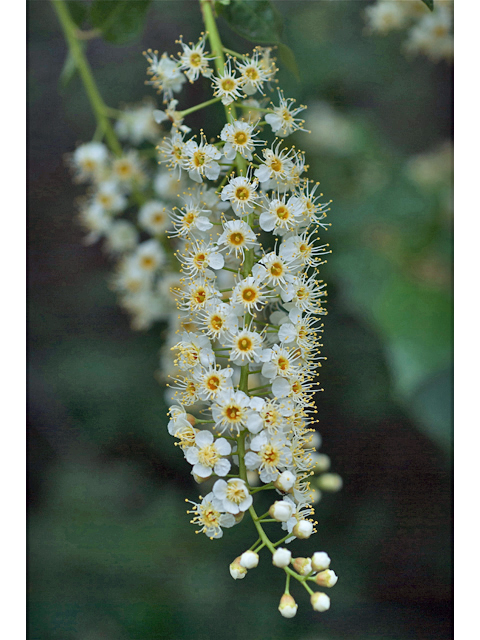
[
  {"xmin": 67, "ymin": 16, "xmax": 342, "ymax": 617},
  {"xmin": 146, "ymin": 28, "xmax": 341, "ymax": 616},
  {"xmin": 364, "ymin": 0, "xmax": 453, "ymax": 62}
]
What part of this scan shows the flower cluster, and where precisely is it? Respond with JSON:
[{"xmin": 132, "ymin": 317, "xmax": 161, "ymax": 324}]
[
  {"xmin": 364, "ymin": 0, "xmax": 453, "ymax": 62},
  {"xmin": 67, "ymin": 10, "xmax": 341, "ymax": 617},
  {"xmin": 149, "ymin": 27, "xmax": 340, "ymax": 615}
]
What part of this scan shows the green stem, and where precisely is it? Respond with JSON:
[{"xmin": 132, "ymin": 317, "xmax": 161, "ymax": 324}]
[
  {"xmin": 51, "ymin": 0, "xmax": 122, "ymax": 156},
  {"xmin": 179, "ymin": 96, "xmax": 223, "ymax": 117}
]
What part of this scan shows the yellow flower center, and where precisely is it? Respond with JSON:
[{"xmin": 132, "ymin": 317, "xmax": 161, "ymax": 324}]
[
  {"xmin": 277, "ymin": 356, "xmax": 289, "ymax": 372},
  {"xmin": 206, "ymin": 374, "xmax": 221, "ymax": 391},
  {"xmin": 234, "ymin": 131, "xmax": 248, "ymax": 145},
  {"xmin": 238, "ymin": 337, "xmax": 253, "ymax": 352},
  {"xmin": 270, "ymin": 262, "xmax": 283, "ymax": 277},
  {"xmin": 193, "ymin": 151, "xmax": 206, "ymax": 167},
  {"xmin": 270, "ymin": 158, "xmax": 282, "ymax": 172},
  {"xmin": 198, "ymin": 443, "xmax": 219, "ymax": 467},
  {"xmin": 190, "ymin": 52, "xmax": 202, "ymax": 67},
  {"xmin": 242, "ymin": 287, "xmax": 257, "ymax": 302},
  {"xmin": 235, "ymin": 186, "xmax": 250, "ymax": 201},
  {"xmin": 226, "ymin": 482, "xmax": 247, "ymax": 504},
  {"xmin": 225, "ymin": 405, "xmax": 241, "ymax": 421},
  {"xmin": 262, "ymin": 445, "xmax": 280, "ymax": 466},
  {"xmin": 230, "ymin": 231, "xmax": 245, "ymax": 246},
  {"xmin": 210, "ymin": 315, "xmax": 224, "ymax": 331},
  {"xmin": 140, "ymin": 256, "xmax": 155, "ymax": 270},
  {"xmin": 221, "ymin": 77, "xmax": 235, "ymax": 92}
]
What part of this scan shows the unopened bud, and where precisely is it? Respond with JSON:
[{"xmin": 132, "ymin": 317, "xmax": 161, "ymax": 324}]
[
  {"xmin": 229, "ymin": 557, "xmax": 247, "ymax": 580},
  {"xmin": 310, "ymin": 592, "xmax": 330, "ymax": 612},
  {"xmin": 240, "ymin": 550, "xmax": 259, "ymax": 569},
  {"xmin": 311, "ymin": 551, "xmax": 331, "ymax": 572},
  {"xmin": 186, "ymin": 413, "xmax": 196, "ymax": 426},
  {"xmin": 247, "ymin": 470, "xmax": 260, "ymax": 486},
  {"xmin": 315, "ymin": 569, "xmax": 338, "ymax": 587},
  {"xmin": 292, "ymin": 556, "xmax": 312, "ymax": 575},
  {"xmin": 269, "ymin": 500, "xmax": 295, "ymax": 522},
  {"xmin": 272, "ymin": 547, "xmax": 292, "ymax": 568},
  {"xmin": 316, "ymin": 472, "xmax": 343, "ymax": 492},
  {"xmin": 234, "ymin": 511, "xmax": 245, "ymax": 524},
  {"xmin": 192, "ymin": 472, "xmax": 208, "ymax": 484},
  {"xmin": 274, "ymin": 470, "xmax": 296, "ymax": 493},
  {"xmin": 292, "ymin": 519, "xmax": 314, "ymax": 539},
  {"xmin": 278, "ymin": 593, "xmax": 298, "ymax": 618}
]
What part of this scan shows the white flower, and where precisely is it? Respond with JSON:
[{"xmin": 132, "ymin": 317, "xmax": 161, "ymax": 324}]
[
  {"xmin": 231, "ymin": 276, "xmax": 271, "ymax": 315},
  {"xmin": 211, "ymin": 59, "xmax": 245, "ymax": 105},
  {"xmin": 212, "ymin": 389, "xmax": 262, "ymax": 435},
  {"xmin": 274, "ymin": 470, "xmax": 296, "ymax": 492},
  {"xmin": 138, "ymin": 200, "xmax": 170, "ymax": 235},
  {"xmin": 220, "ymin": 120, "xmax": 261, "ymax": 161},
  {"xmin": 78, "ymin": 202, "xmax": 112, "ymax": 244},
  {"xmin": 93, "ymin": 180, "xmax": 127, "ymax": 214},
  {"xmin": 230, "ymin": 557, "xmax": 247, "ymax": 579},
  {"xmin": 168, "ymin": 197, "xmax": 213, "ymax": 238},
  {"xmin": 236, "ymin": 50, "xmax": 274, "ymax": 95},
  {"xmin": 260, "ymin": 344, "xmax": 300, "ymax": 381},
  {"xmin": 178, "ymin": 238, "xmax": 225, "ymax": 276},
  {"xmin": 212, "ymin": 478, "xmax": 253, "ymax": 514},
  {"xmin": 227, "ymin": 327, "xmax": 264, "ymax": 365},
  {"xmin": 111, "ymin": 151, "xmax": 144, "ymax": 185},
  {"xmin": 254, "ymin": 142, "xmax": 295, "ymax": 185},
  {"xmin": 245, "ymin": 432, "xmax": 292, "ymax": 483},
  {"xmin": 153, "ymin": 99, "xmax": 191, "ymax": 134},
  {"xmin": 259, "ymin": 193, "xmax": 305, "ymax": 233},
  {"xmin": 187, "ymin": 492, "xmax": 236, "ymax": 539},
  {"xmin": 115, "ymin": 103, "xmax": 160, "ymax": 144},
  {"xmin": 72, "ymin": 141, "xmax": 109, "ymax": 181},
  {"xmin": 265, "ymin": 90, "xmax": 307, "ymax": 137},
  {"xmin": 182, "ymin": 137, "xmax": 222, "ymax": 183},
  {"xmin": 193, "ymin": 365, "xmax": 234, "ymax": 401},
  {"xmin": 158, "ymin": 130, "xmax": 186, "ymax": 174},
  {"xmin": 364, "ymin": 1, "xmax": 410, "ymax": 34},
  {"xmin": 195, "ymin": 300, "xmax": 239, "ymax": 340},
  {"xmin": 185, "ymin": 430, "xmax": 232, "ymax": 478},
  {"xmin": 104, "ymin": 220, "xmax": 139, "ymax": 255},
  {"xmin": 177, "ymin": 33, "xmax": 215, "ymax": 82},
  {"xmin": 217, "ymin": 219, "xmax": 258, "ymax": 258},
  {"xmin": 172, "ymin": 332, "xmax": 215, "ymax": 370},
  {"xmin": 144, "ymin": 50, "xmax": 186, "ymax": 102},
  {"xmin": 221, "ymin": 174, "xmax": 259, "ymax": 216},
  {"xmin": 272, "ymin": 547, "xmax": 292, "ymax": 568}
]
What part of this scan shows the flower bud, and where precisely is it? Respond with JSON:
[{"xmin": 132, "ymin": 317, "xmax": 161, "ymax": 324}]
[
  {"xmin": 315, "ymin": 569, "xmax": 338, "ymax": 588},
  {"xmin": 292, "ymin": 519, "xmax": 314, "ymax": 539},
  {"xmin": 310, "ymin": 592, "xmax": 330, "ymax": 612},
  {"xmin": 229, "ymin": 557, "xmax": 247, "ymax": 580},
  {"xmin": 234, "ymin": 511, "xmax": 245, "ymax": 524},
  {"xmin": 312, "ymin": 453, "xmax": 330, "ymax": 473},
  {"xmin": 292, "ymin": 556, "xmax": 312, "ymax": 575},
  {"xmin": 278, "ymin": 593, "xmax": 298, "ymax": 618},
  {"xmin": 311, "ymin": 551, "xmax": 331, "ymax": 571},
  {"xmin": 272, "ymin": 547, "xmax": 292, "ymax": 568},
  {"xmin": 240, "ymin": 550, "xmax": 259, "ymax": 569},
  {"xmin": 316, "ymin": 472, "xmax": 343, "ymax": 492},
  {"xmin": 269, "ymin": 500, "xmax": 295, "ymax": 522},
  {"xmin": 186, "ymin": 413, "xmax": 196, "ymax": 426},
  {"xmin": 247, "ymin": 470, "xmax": 260, "ymax": 486},
  {"xmin": 192, "ymin": 472, "xmax": 209, "ymax": 484},
  {"xmin": 274, "ymin": 470, "xmax": 296, "ymax": 493}
]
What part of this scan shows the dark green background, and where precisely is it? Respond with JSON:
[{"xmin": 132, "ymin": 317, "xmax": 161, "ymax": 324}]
[{"xmin": 28, "ymin": 1, "xmax": 452, "ymax": 639}]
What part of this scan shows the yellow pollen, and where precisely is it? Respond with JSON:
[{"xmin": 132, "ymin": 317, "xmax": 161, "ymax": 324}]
[
  {"xmin": 238, "ymin": 337, "xmax": 253, "ymax": 351},
  {"xmin": 270, "ymin": 158, "xmax": 282, "ymax": 172},
  {"xmin": 140, "ymin": 256, "xmax": 155, "ymax": 269},
  {"xmin": 221, "ymin": 78, "xmax": 235, "ymax": 91},
  {"xmin": 226, "ymin": 483, "xmax": 247, "ymax": 504},
  {"xmin": 198, "ymin": 444, "xmax": 219, "ymax": 467},
  {"xmin": 153, "ymin": 212, "xmax": 164, "ymax": 223},
  {"xmin": 230, "ymin": 231, "xmax": 245, "ymax": 246},
  {"xmin": 270, "ymin": 262, "xmax": 283, "ymax": 277},
  {"xmin": 278, "ymin": 356, "xmax": 289, "ymax": 371},
  {"xmin": 262, "ymin": 445, "xmax": 280, "ymax": 466},
  {"xmin": 276, "ymin": 205, "xmax": 290, "ymax": 220},
  {"xmin": 226, "ymin": 405, "xmax": 240, "ymax": 421},
  {"xmin": 194, "ymin": 289, "xmax": 207, "ymax": 304},
  {"xmin": 210, "ymin": 315, "xmax": 224, "ymax": 331},
  {"xmin": 242, "ymin": 287, "xmax": 257, "ymax": 302},
  {"xmin": 193, "ymin": 151, "xmax": 205, "ymax": 167},
  {"xmin": 234, "ymin": 131, "xmax": 248, "ymax": 145},
  {"xmin": 99, "ymin": 194, "xmax": 112, "ymax": 207},
  {"xmin": 190, "ymin": 52, "xmax": 202, "ymax": 67},
  {"xmin": 245, "ymin": 67, "xmax": 259, "ymax": 80},
  {"xmin": 206, "ymin": 375, "xmax": 221, "ymax": 391},
  {"xmin": 184, "ymin": 212, "xmax": 195, "ymax": 225},
  {"xmin": 235, "ymin": 186, "xmax": 250, "ymax": 201}
]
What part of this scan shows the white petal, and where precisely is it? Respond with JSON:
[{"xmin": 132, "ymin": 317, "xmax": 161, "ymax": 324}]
[
  {"xmin": 195, "ymin": 430, "xmax": 214, "ymax": 447},
  {"xmin": 255, "ymin": 164, "xmax": 271, "ymax": 183},
  {"xmin": 208, "ymin": 252, "xmax": 224, "ymax": 270},
  {"xmin": 259, "ymin": 212, "xmax": 276, "ymax": 232},
  {"xmin": 193, "ymin": 463, "xmax": 212, "ymax": 478},
  {"xmin": 215, "ymin": 438, "xmax": 232, "ymax": 456},
  {"xmin": 272, "ymin": 376, "xmax": 291, "ymax": 398},
  {"xmin": 214, "ymin": 458, "xmax": 231, "ymax": 477},
  {"xmin": 212, "ymin": 479, "xmax": 228, "ymax": 499}
]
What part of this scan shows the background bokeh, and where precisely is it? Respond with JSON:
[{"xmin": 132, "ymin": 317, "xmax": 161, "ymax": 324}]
[{"xmin": 28, "ymin": 1, "xmax": 453, "ymax": 639}]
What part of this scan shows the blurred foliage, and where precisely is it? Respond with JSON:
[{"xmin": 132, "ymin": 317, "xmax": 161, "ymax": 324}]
[{"xmin": 28, "ymin": 1, "xmax": 452, "ymax": 639}]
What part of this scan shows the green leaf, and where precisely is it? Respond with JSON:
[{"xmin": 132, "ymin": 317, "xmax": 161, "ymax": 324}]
[
  {"xmin": 217, "ymin": 0, "xmax": 283, "ymax": 43},
  {"xmin": 421, "ymin": 0, "xmax": 434, "ymax": 10},
  {"xmin": 277, "ymin": 42, "xmax": 300, "ymax": 81},
  {"xmin": 90, "ymin": 0, "xmax": 152, "ymax": 45},
  {"xmin": 217, "ymin": 0, "xmax": 299, "ymax": 79}
]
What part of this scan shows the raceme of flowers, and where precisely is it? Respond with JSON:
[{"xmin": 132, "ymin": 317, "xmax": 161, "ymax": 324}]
[
  {"xmin": 68, "ymin": 18, "xmax": 342, "ymax": 617},
  {"xmin": 364, "ymin": 0, "xmax": 453, "ymax": 62}
]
